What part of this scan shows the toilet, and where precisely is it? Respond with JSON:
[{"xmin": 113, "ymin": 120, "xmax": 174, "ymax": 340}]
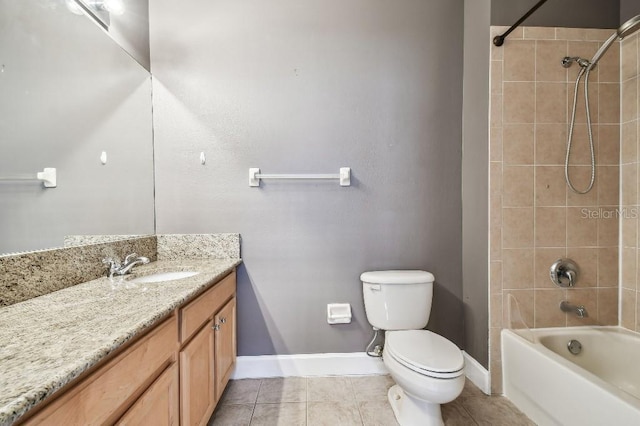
[{"xmin": 361, "ymin": 270, "xmax": 465, "ymax": 426}]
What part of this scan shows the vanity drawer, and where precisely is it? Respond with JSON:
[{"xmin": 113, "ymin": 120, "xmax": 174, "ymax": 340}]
[
  {"xmin": 180, "ymin": 271, "xmax": 236, "ymax": 343},
  {"xmin": 24, "ymin": 316, "xmax": 177, "ymax": 426}
]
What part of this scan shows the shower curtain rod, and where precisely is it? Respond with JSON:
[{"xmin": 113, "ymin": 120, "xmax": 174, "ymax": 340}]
[{"xmin": 493, "ymin": 0, "xmax": 549, "ymax": 46}]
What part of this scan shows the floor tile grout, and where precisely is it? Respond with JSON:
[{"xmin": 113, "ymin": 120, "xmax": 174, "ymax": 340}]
[{"xmin": 211, "ymin": 376, "xmax": 533, "ymax": 426}]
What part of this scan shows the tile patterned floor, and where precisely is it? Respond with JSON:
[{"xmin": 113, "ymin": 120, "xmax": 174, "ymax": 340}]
[{"xmin": 208, "ymin": 376, "xmax": 535, "ymax": 425}]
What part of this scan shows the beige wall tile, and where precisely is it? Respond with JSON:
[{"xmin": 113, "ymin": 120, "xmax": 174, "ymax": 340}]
[
  {"xmin": 502, "ymin": 249, "xmax": 534, "ymax": 289},
  {"xmin": 622, "ymin": 214, "xmax": 638, "ymax": 248},
  {"xmin": 504, "ymin": 82, "xmax": 535, "ymax": 123},
  {"xmin": 566, "ymin": 207, "xmax": 598, "ymax": 247},
  {"xmin": 503, "ymin": 208, "xmax": 534, "ymax": 248},
  {"xmin": 621, "ymin": 288, "xmax": 636, "ymax": 329},
  {"xmin": 524, "ymin": 27, "xmax": 556, "ymax": 40},
  {"xmin": 597, "ymin": 210, "xmax": 619, "ymax": 247},
  {"xmin": 556, "ymin": 28, "xmax": 587, "ymax": 41},
  {"xmin": 491, "ymin": 293, "xmax": 503, "ymax": 328},
  {"xmin": 598, "ymin": 41, "xmax": 620, "ymax": 83},
  {"xmin": 490, "ymin": 127, "xmax": 503, "ymax": 162},
  {"xmin": 566, "ymin": 247, "xmax": 598, "ymax": 287},
  {"xmin": 585, "ymin": 28, "xmax": 615, "ymax": 42},
  {"xmin": 598, "ymin": 247, "xmax": 619, "ymax": 287},
  {"xmin": 503, "ymin": 124, "xmax": 535, "ymax": 164},
  {"xmin": 536, "ymin": 83, "xmax": 567, "ymax": 123},
  {"xmin": 490, "ymin": 261, "xmax": 503, "ymax": 293},
  {"xmin": 503, "ymin": 166, "xmax": 534, "ymax": 207},
  {"xmin": 491, "ymin": 94, "xmax": 503, "ymax": 127},
  {"xmin": 622, "ymin": 121, "xmax": 638, "ymax": 163},
  {"xmin": 504, "ymin": 40, "xmax": 535, "ymax": 82},
  {"xmin": 598, "ymin": 83, "xmax": 620, "ymax": 125},
  {"xmin": 621, "ymin": 78, "xmax": 638, "ymax": 123},
  {"xmin": 621, "ymin": 247, "xmax": 637, "ymax": 290},
  {"xmin": 597, "ymin": 288, "xmax": 618, "ymax": 325},
  {"xmin": 535, "ymin": 166, "xmax": 566, "ymax": 206},
  {"xmin": 534, "ymin": 247, "xmax": 567, "ymax": 288},
  {"xmin": 622, "ymin": 36, "xmax": 638, "ymax": 81},
  {"xmin": 535, "ymin": 40, "xmax": 567, "ymax": 82},
  {"xmin": 490, "ymin": 161, "xmax": 503, "ymax": 201},
  {"xmin": 597, "ymin": 166, "xmax": 620, "ymax": 207},
  {"xmin": 598, "ymin": 125, "xmax": 620, "ymax": 165},
  {"xmin": 535, "ymin": 207, "xmax": 567, "ymax": 247},
  {"xmin": 566, "ymin": 166, "xmax": 598, "ymax": 206},
  {"xmin": 489, "ymin": 327, "xmax": 504, "ymax": 368},
  {"xmin": 490, "ymin": 360, "xmax": 503, "ymax": 395},
  {"xmin": 535, "ymin": 123, "xmax": 567, "ymax": 165},
  {"xmin": 491, "ymin": 225, "xmax": 502, "ymax": 261},
  {"xmin": 534, "ymin": 288, "xmax": 567, "ymax": 327},
  {"xmin": 491, "ymin": 60, "xmax": 503, "ymax": 96},
  {"xmin": 491, "ymin": 42, "xmax": 504, "ymax": 61},
  {"xmin": 621, "ymin": 163, "xmax": 638, "ymax": 206}
]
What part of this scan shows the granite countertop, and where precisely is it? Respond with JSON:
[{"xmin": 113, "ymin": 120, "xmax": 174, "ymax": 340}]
[{"xmin": 0, "ymin": 258, "xmax": 241, "ymax": 426}]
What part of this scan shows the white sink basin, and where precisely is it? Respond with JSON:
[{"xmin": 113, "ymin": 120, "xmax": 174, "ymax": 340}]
[{"xmin": 130, "ymin": 271, "xmax": 199, "ymax": 284}]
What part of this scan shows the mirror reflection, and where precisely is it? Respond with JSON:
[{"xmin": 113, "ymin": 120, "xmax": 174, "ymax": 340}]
[{"xmin": 0, "ymin": 0, "xmax": 154, "ymax": 254}]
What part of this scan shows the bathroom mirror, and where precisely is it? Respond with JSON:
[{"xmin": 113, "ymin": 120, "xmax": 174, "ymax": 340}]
[{"xmin": 0, "ymin": 0, "xmax": 154, "ymax": 254}]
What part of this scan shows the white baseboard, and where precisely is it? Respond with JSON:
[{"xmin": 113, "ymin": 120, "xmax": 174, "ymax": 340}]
[
  {"xmin": 232, "ymin": 351, "xmax": 490, "ymax": 395},
  {"xmin": 462, "ymin": 351, "xmax": 490, "ymax": 395},
  {"xmin": 231, "ymin": 352, "xmax": 388, "ymax": 379}
]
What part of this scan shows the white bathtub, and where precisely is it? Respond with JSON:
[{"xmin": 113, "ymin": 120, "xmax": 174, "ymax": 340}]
[{"xmin": 502, "ymin": 327, "xmax": 640, "ymax": 425}]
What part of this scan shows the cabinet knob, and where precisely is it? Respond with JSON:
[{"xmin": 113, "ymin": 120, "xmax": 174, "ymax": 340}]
[
  {"xmin": 213, "ymin": 324, "xmax": 221, "ymax": 331},
  {"xmin": 220, "ymin": 317, "xmax": 227, "ymax": 324}
]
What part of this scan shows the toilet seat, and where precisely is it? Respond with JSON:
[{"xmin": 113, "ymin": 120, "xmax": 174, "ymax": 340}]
[{"xmin": 385, "ymin": 330, "xmax": 464, "ymax": 379}]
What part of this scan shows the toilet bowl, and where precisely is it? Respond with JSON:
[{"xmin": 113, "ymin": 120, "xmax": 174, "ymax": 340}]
[
  {"xmin": 361, "ymin": 270, "xmax": 465, "ymax": 426},
  {"xmin": 383, "ymin": 330, "xmax": 465, "ymax": 426}
]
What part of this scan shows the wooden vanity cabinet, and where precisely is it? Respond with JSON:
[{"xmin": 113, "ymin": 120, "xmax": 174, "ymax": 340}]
[
  {"xmin": 23, "ymin": 316, "xmax": 178, "ymax": 426},
  {"xmin": 179, "ymin": 271, "xmax": 236, "ymax": 426},
  {"xmin": 20, "ymin": 269, "xmax": 237, "ymax": 426}
]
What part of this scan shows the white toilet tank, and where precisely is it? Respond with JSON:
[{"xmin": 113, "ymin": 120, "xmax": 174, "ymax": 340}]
[{"xmin": 361, "ymin": 270, "xmax": 434, "ymax": 330}]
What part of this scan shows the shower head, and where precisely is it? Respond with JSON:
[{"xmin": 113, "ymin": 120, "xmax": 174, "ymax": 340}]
[
  {"xmin": 618, "ymin": 14, "xmax": 640, "ymax": 38},
  {"xmin": 589, "ymin": 14, "xmax": 640, "ymax": 69}
]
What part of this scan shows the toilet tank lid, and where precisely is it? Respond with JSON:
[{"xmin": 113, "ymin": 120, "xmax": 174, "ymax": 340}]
[{"xmin": 360, "ymin": 270, "xmax": 435, "ymax": 284}]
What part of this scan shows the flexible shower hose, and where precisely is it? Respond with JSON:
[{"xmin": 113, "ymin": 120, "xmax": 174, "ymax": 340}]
[{"xmin": 565, "ymin": 66, "xmax": 596, "ymax": 194}]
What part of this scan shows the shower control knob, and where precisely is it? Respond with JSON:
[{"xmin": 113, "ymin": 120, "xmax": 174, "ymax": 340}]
[{"xmin": 550, "ymin": 258, "xmax": 579, "ymax": 288}]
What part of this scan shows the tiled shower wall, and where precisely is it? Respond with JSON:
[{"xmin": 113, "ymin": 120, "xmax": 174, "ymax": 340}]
[
  {"xmin": 620, "ymin": 33, "xmax": 640, "ymax": 330},
  {"xmin": 489, "ymin": 26, "xmax": 620, "ymax": 394}
]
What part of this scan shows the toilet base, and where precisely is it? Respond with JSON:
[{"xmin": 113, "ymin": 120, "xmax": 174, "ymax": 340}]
[{"xmin": 388, "ymin": 385, "xmax": 444, "ymax": 426}]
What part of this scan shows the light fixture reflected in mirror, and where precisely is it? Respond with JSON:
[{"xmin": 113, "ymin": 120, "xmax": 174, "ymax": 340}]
[
  {"xmin": 89, "ymin": 0, "xmax": 125, "ymax": 16},
  {"xmin": 65, "ymin": 0, "xmax": 125, "ymax": 30}
]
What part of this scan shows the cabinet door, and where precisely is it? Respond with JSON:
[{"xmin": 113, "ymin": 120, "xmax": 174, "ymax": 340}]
[
  {"xmin": 116, "ymin": 363, "xmax": 179, "ymax": 426},
  {"xmin": 180, "ymin": 323, "xmax": 215, "ymax": 426},
  {"xmin": 214, "ymin": 297, "xmax": 236, "ymax": 401}
]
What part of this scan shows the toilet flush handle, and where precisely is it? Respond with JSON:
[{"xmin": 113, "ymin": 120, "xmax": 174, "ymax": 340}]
[{"xmin": 369, "ymin": 284, "xmax": 382, "ymax": 291}]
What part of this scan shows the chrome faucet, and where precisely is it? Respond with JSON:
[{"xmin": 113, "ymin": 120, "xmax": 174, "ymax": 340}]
[
  {"xmin": 102, "ymin": 253, "xmax": 150, "ymax": 278},
  {"xmin": 560, "ymin": 301, "xmax": 588, "ymax": 318}
]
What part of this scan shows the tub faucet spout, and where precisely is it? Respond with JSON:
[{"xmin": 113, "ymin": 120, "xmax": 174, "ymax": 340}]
[{"xmin": 560, "ymin": 301, "xmax": 588, "ymax": 318}]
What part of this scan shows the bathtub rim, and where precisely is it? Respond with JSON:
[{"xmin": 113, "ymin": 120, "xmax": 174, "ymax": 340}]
[{"xmin": 502, "ymin": 326, "xmax": 640, "ymax": 411}]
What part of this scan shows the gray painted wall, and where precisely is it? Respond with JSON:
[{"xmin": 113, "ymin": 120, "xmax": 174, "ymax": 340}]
[
  {"xmin": 0, "ymin": 0, "xmax": 154, "ymax": 254},
  {"xmin": 462, "ymin": 0, "xmax": 491, "ymax": 368},
  {"xmin": 150, "ymin": 0, "xmax": 465, "ymax": 356},
  {"xmin": 491, "ymin": 0, "xmax": 619, "ymax": 28},
  {"xmin": 621, "ymin": 0, "xmax": 640, "ymax": 23}
]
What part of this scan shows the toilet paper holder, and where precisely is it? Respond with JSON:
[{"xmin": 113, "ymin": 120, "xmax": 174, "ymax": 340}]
[{"xmin": 327, "ymin": 303, "xmax": 352, "ymax": 324}]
